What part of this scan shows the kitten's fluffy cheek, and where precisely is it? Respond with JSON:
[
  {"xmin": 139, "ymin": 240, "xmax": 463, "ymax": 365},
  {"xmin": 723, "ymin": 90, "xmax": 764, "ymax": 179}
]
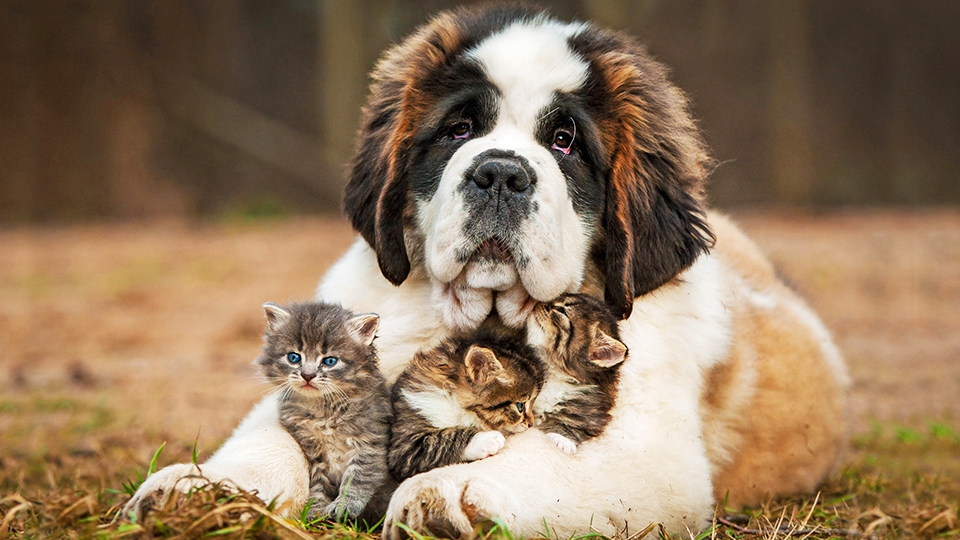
[
  {"xmin": 432, "ymin": 276, "xmax": 493, "ymax": 332},
  {"xmin": 545, "ymin": 432, "xmax": 578, "ymax": 455},
  {"xmin": 463, "ymin": 431, "xmax": 505, "ymax": 461}
]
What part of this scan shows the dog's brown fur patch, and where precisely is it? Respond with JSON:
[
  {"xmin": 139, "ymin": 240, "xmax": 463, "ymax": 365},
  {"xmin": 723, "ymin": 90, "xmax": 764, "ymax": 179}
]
[{"xmin": 702, "ymin": 213, "xmax": 848, "ymax": 507}]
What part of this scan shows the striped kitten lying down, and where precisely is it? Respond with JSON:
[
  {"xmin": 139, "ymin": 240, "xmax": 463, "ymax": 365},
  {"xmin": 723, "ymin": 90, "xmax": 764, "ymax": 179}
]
[
  {"xmin": 388, "ymin": 328, "xmax": 544, "ymax": 481},
  {"xmin": 526, "ymin": 293, "xmax": 628, "ymax": 455},
  {"xmin": 389, "ymin": 293, "xmax": 628, "ymax": 480}
]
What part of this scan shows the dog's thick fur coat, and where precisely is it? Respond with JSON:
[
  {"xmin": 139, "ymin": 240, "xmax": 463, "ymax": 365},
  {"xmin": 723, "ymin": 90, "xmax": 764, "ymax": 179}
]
[{"xmin": 124, "ymin": 6, "xmax": 848, "ymax": 537}]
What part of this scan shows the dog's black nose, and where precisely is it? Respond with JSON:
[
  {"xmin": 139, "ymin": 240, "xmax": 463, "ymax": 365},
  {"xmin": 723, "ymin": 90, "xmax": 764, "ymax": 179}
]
[{"xmin": 472, "ymin": 157, "xmax": 530, "ymax": 193}]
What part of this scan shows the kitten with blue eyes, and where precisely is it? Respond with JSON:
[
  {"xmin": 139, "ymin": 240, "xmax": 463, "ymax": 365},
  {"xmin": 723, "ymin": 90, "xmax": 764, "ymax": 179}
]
[
  {"xmin": 526, "ymin": 293, "xmax": 628, "ymax": 455},
  {"xmin": 257, "ymin": 301, "xmax": 392, "ymax": 522},
  {"xmin": 388, "ymin": 328, "xmax": 545, "ymax": 481}
]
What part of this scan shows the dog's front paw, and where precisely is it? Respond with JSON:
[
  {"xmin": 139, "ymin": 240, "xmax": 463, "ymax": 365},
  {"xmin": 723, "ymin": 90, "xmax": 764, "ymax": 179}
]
[
  {"xmin": 463, "ymin": 431, "xmax": 505, "ymax": 461},
  {"xmin": 546, "ymin": 433, "xmax": 578, "ymax": 455},
  {"xmin": 121, "ymin": 463, "xmax": 208, "ymax": 522},
  {"xmin": 383, "ymin": 474, "xmax": 501, "ymax": 540}
]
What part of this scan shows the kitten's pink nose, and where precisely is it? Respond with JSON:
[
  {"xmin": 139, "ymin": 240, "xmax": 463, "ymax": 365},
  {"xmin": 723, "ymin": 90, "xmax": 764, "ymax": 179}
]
[{"xmin": 301, "ymin": 373, "xmax": 316, "ymax": 383}]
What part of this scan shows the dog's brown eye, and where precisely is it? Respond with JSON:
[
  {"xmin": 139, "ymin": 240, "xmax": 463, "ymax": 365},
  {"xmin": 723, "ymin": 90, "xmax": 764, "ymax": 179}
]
[
  {"xmin": 450, "ymin": 121, "xmax": 471, "ymax": 139},
  {"xmin": 552, "ymin": 129, "xmax": 573, "ymax": 154}
]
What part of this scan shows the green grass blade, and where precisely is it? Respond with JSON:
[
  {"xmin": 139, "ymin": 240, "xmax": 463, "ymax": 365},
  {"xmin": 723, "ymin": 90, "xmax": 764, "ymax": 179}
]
[{"xmin": 147, "ymin": 441, "xmax": 166, "ymax": 477}]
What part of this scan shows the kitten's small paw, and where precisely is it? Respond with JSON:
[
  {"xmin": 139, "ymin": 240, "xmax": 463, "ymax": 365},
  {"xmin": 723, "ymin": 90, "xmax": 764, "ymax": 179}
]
[
  {"xmin": 304, "ymin": 499, "xmax": 330, "ymax": 521},
  {"xmin": 546, "ymin": 433, "xmax": 578, "ymax": 455},
  {"xmin": 322, "ymin": 497, "xmax": 364, "ymax": 522},
  {"xmin": 322, "ymin": 501, "xmax": 347, "ymax": 522},
  {"xmin": 463, "ymin": 431, "xmax": 505, "ymax": 461}
]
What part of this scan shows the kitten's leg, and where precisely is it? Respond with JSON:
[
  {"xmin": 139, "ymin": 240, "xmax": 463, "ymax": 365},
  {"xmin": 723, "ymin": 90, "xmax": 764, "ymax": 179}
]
[
  {"xmin": 389, "ymin": 402, "xmax": 487, "ymax": 481},
  {"xmin": 304, "ymin": 484, "xmax": 334, "ymax": 521},
  {"xmin": 538, "ymin": 416, "xmax": 586, "ymax": 455},
  {"xmin": 462, "ymin": 430, "xmax": 505, "ymax": 460},
  {"xmin": 544, "ymin": 432, "xmax": 579, "ymax": 455},
  {"xmin": 389, "ymin": 425, "xmax": 483, "ymax": 480},
  {"xmin": 538, "ymin": 391, "xmax": 613, "ymax": 454},
  {"xmin": 324, "ymin": 443, "xmax": 389, "ymax": 521}
]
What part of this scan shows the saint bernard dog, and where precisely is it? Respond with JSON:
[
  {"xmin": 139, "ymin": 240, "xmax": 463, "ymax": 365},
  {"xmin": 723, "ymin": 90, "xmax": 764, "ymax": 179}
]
[{"xmin": 124, "ymin": 5, "xmax": 850, "ymax": 538}]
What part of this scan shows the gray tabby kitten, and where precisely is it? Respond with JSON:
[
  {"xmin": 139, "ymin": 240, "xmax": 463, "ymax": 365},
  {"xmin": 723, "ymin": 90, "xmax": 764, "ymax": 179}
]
[
  {"xmin": 526, "ymin": 293, "xmax": 628, "ymax": 455},
  {"xmin": 257, "ymin": 301, "xmax": 392, "ymax": 522},
  {"xmin": 388, "ymin": 328, "xmax": 544, "ymax": 481}
]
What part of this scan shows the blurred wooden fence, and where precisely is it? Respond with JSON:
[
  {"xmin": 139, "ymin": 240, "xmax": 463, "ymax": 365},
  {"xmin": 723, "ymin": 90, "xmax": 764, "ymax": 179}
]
[{"xmin": 1, "ymin": 0, "xmax": 958, "ymax": 223}]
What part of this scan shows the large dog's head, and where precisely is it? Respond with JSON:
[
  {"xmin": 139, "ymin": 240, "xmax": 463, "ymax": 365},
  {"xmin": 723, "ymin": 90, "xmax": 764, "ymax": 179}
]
[{"xmin": 344, "ymin": 5, "xmax": 714, "ymax": 330}]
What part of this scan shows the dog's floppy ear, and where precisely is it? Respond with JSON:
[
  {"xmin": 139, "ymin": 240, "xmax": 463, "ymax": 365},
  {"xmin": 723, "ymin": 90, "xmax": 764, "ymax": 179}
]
[
  {"xmin": 343, "ymin": 13, "xmax": 463, "ymax": 286},
  {"xmin": 591, "ymin": 43, "xmax": 716, "ymax": 320},
  {"xmin": 342, "ymin": 68, "xmax": 411, "ymax": 286},
  {"xmin": 603, "ymin": 175, "xmax": 713, "ymax": 319}
]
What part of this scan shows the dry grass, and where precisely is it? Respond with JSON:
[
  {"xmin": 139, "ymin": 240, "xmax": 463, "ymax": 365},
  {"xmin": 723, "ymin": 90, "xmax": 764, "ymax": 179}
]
[{"xmin": 1, "ymin": 210, "xmax": 958, "ymax": 539}]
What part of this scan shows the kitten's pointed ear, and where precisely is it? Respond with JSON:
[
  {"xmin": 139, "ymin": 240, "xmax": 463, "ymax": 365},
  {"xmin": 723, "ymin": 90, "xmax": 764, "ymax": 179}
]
[
  {"xmin": 464, "ymin": 345, "xmax": 503, "ymax": 386},
  {"xmin": 588, "ymin": 325, "xmax": 628, "ymax": 368},
  {"xmin": 262, "ymin": 303, "xmax": 291, "ymax": 334},
  {"xmin": 346, "ymin": 313, "xmax": 380, "ymax": 346}
]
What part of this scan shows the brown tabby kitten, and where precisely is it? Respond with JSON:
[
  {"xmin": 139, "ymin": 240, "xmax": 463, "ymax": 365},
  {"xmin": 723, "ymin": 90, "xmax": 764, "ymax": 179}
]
[
  {"xmin": 257, "ymin": 301, "xmax": 392, "ymax": 521},
  {"xmin": 388, "ymin": 328, "xmax": 544, "ymax": 481},
  {"xmin": 526, "ymin": 293, "xmax": 628, "ymax": 455}
]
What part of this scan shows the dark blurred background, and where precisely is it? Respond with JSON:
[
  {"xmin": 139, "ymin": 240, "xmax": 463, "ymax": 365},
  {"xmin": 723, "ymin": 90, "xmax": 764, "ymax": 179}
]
[{"xmin": 1, "ymin": 0, "xmax": 958, "ymax": 223}]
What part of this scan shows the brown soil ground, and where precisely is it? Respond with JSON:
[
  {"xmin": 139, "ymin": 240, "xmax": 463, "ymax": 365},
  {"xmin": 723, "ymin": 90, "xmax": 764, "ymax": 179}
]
[{"xmin": 1, "ymin": 209, "xmax": 958, "ymax": 457}]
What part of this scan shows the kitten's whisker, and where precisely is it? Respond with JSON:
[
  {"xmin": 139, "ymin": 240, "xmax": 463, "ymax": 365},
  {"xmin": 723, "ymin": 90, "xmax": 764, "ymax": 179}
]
[
  {"xmin": 317, "ymin": 381, "xmax": 348, "ymax": 407},
  {"xmin": 240, "ymin": 373, "xmax": 275, "ymax": 381},
  {"xmin": 326, "ymin": 382, "xmax": 346, "ymax": 400},
  {"xmin": 315, "ymin": 382, "xmax": 335, "ymax": 404},
  {"xmin": 331, "ymin": 385, "xmax": 350, "ymax": 407},
  {"xmin": 279, "ymin": 384, "xmax": 294, "ymax": 403},
  {"xmin": 251, "ymin": 387, "xmax": 276, "ymax": 400},
  {"xmin": 248, "ymin": 376, "xmax": 283, "ymax": 389},
  {"xmin": 254, "ymin": 383, "xmax": 289, "ymax": 400}
]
